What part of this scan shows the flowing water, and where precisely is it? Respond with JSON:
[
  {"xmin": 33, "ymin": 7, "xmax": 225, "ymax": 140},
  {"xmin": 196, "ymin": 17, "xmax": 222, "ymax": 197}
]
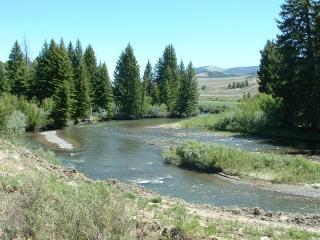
[{"xmin": 23, "ymin": 119, "xmax": 320, "ymax": 213}]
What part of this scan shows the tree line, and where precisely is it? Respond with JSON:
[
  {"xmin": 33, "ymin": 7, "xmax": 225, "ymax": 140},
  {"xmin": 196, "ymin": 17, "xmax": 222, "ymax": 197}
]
[
  {"xmin": 228, "ymin": 80, "xmax": 249, "ymax": 89},
  {"xmin": 258, "ymin": 0, "xmax": 320, "ymax": 131},
  {"xmin": 0, "ymin": 40, "xmax": 198, "ymax": 128}
]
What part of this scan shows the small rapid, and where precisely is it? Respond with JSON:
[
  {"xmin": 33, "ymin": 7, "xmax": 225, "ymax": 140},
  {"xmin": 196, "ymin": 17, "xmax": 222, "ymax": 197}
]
[{"xmin": 23, "ymin": 119, "xmax": 320, "ymax": 213}]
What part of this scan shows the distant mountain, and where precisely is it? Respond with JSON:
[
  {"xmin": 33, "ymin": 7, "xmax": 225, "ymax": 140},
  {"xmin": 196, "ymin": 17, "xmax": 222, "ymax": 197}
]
[
  {"xmin": 195, "ymin": 65, "xmax": 225, "ymax": 74},
  {"xmin": 195, "ymin": 65, "xmax": 259, "ymax": 78},
  {"xmin": 223, "ymin": 66, "xmax": 259, "ymax": 76}
]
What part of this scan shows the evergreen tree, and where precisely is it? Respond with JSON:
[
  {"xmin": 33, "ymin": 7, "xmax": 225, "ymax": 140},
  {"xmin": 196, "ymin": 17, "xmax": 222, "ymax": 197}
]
[
  {"xmin": 142, "ymin": 60, "xmax": 153, "ymax": 96},
  {"xmin": 34, "ymin": 40, "xmax": 58, "ymax": 100},
  {"xmin": 94, "ymin": 63, "xmax": 114, "ymax": 118},
  {"xmin": 150, "ymin": 83, "xmax": 160, "ymax": 105},
  {"xmin": 114, "ymin": 44, "xmax": 141, "ymax": 117},
  {"xmin": 72, "ymin": 40, "xmax": 91, "ymax": 119},
  {"xmin": 257, "ymin": 40, "xmax": 282, "ymax": 95},
  {"xmin": 6, "ymin": 41, "xmax": 30, "ymax": 96},
  {"xmin": 67, "ymin": 41, "xmax": 74, "ymax": 62},
  {"xmin": 154, "ymin": 45, "xmax": 179, "ymax": 110},
  {"xmin": 50, "ymin": 41, "xmax": 74, "ymax": 127},
  {"xmin": 140, "ymin": 61, "xmax": 153, "ymax": 115},
  {"xmin": 176, "ymin": 62, "xmax": 198, "ymax": 117},
  {"xmin": 84, "ymin": 44, "xmax": 96, "ymax": 101},
  {"xmin": 0, "ymin": 61, "xmax": 6, "ymax": 93}
]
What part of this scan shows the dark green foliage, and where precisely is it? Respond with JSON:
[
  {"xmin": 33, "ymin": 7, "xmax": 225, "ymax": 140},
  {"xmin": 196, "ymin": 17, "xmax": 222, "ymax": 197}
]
[
  {"xmin": 0, "ymin": 61, "xmax": 6, "ymax": 93},
  {"xmin": 140, "ymin": 61, "xmax": 153, "ymax": 115},
  {"xmin": 143, "ymin": 60, "xmax": 153, "ymax": 96},
  {"xmin": 6, "ymin": 41, "xmax": 30, "ymax": 97},
  {"xmin": 154, "ymin": 45, "xmax": 179, "ymax": 110},
  {"xmin": 150, "ymin": 83, "xmax": 160, "ymax": 105},
  {"xmin": 34, "ymin": 40, "xmax": 55, "ymax": 100},
  {"xmin": 94, "ymin": 63, "xmax": 114, "ymax": 118},
  {"xmin": 229, "ymin": 81, "xmax": 247, "ymax": 89},
  {"xmin": 50, "ymin": 42, "xmax": 74, "ymax": 127},
  {"xmin": 259, "ymin": 0, "xmax": 320, "ymax": 130},
  {"xmin": 114, "ymin": 44, "xmax": 141, "ymax": 118},
  {"xmin": 84, "ymin": 45, "xmax": 96, "ymax": 101},
  {"xmin": 257, "ymin": 40, "xmax": 282, "ymax": 95},
  {"xmin": 72, "ymin": 40, "xmax": 91, "ymax": 119},
  {"xmin": 176, "ymin": 62, "xmax": 199, "ymax": 117},
  {"xmin": 52, "ymin": 80, "xmax": 72, "ymax": 127}
]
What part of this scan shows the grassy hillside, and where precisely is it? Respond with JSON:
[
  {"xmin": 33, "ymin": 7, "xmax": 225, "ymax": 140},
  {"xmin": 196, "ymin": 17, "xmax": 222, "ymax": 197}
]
[{"xmin": 198, "ymin": 75, "xmax": 259, "ymax": 101}]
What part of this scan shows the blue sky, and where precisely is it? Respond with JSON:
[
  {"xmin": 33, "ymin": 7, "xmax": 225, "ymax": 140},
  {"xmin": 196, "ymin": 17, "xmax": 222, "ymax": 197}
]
[{"xmin": 0, "ymin": 0, "xmax": 283, "ymax": 75}]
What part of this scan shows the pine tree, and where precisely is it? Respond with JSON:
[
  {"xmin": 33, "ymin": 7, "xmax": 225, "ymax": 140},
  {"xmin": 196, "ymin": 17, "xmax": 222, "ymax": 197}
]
[
  {"xmin": 95, "ymin": 63, "xmax": 114, "ymax": 118},
  {"xmin": 277, "ymin": 0, "xmax": 316, "ymax": 128},
  {"xmin": 67, "ymin": 41, "xmax": 74, "ymax": 62},
  {"xmin": 143, "ymin": 60, "xmax": 153, "ymax": 96},
  {"xmin": 84, "ymin": 44, "xmax": 96, "ymax": 102},
  {"xmin": 6, "ymin": 41, "xmax": 30, "ymax": 96},
  {"xmin": 154, "ymin": 45, "xmax": 179, "ymax": 110},
  {"xmin": 257, "ymin": 40, "xmax": 282, "ymax": 95},
  {"xmin": 313, "ymin": 0, "xmax": 320, "ymax": 129},
  {"xmin": 34, "ymin": 40, "xmax": 58, "ymax": 100},
  {"xmin": 114, "ymin": 44, "xmax": 141, "ymax": 117},
  {"xmin": 140, "ymin": 61, "xmax": 153, "ymax": 115},
  {"xmin": 0, "ymin": 61, "xmax": 6, "ymax": 93},
  {"xmin": 150, "ymin": 83, "xmax": 160, "ymax": 105},
  {"xmin": 50, "ymin": 41, "xmax": 74, "ymax": 127},
  {"xmin": 72, "ymin": 40, "xmax": 91, "ymax": 119},
  {"xmin": 176, "ymin": 62, "xmax": 199, "ymax": 117}
]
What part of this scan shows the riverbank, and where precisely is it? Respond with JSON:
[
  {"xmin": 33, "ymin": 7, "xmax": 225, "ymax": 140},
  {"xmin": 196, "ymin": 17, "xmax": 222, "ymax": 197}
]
[
  {"xmin": 180, "ymin": 114, "xmax": 320, "ymax": 143},
  {"xmin": 1, "ymin": 139, "xmax": 320, "ymax": 239},
  {"xmin": 164, "ymin": 141, "xmax": 320, "ymax": 188}
]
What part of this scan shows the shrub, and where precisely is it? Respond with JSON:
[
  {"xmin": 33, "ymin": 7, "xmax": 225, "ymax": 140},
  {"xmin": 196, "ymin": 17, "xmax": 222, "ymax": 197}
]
[
  {"xmin": 144, "ymin": 104, "xmax": 169, "ymax": 118},
  {"xmin": 0, "ymin": 174, "xmax": 134, "ymax": 239},
  {"xmin": 209, "ymin": 94, "xmax": 282, "ymax": 133},
  {"xmin": 164, "ymin": 140, "xmax": 320, "ymax": 184},
  {"xmin": 0, "ymin": 94, "xmax": 52, "ymax": 132},
  {"xmin": 4, "ymin": 110, "xmax": 27, "ymax": 133}
]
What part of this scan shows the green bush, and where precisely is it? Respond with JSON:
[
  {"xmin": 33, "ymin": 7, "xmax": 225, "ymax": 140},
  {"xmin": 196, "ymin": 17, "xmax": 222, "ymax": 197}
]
[
  {"xmin": 164, "ymin": 140, "xmax": 320, "ymax": 184},
  {"xmin": 0, "ymin": 93, "xmax": 52, "ymax": 132},
  {"xmin": 4, "ymin": 110, "xmax": 27, "ymax": 133},
  {"xmin": 144, "ymin": 103, "xmax": 169, "ymax": 118},
  {"xmin": 209, "ymin": 94, "xmax": 282, "ymax": 133}
]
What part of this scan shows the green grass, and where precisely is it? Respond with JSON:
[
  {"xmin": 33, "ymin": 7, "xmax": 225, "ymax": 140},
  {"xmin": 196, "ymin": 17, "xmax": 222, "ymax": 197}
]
[
  {"xmin": 0, "ymin": 172, "xmax": 133, "ymax": 240},
  {"xmin": 164, "ymin": 140, "xmax": 320, "ymax": 184},
  {"xmin": 1, "ymin": 139, "xmax": 320, "ymax": 239},
  {"xmin": 155, "ymin": 203, "xmax": 320, "ymax": 240},
  {"xmin": 180, "ymin": 114, "xmax": 221, "ymax": 129}
]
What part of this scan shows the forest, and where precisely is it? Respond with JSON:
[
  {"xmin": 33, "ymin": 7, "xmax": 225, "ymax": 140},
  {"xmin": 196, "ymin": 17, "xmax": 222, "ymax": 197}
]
[
  {"xmin": 258, "ymin": 0, "xmax": 320, "ymax": 131},
  {"xmin": 0, "ymin": 41, "xmax": 198, "ymax": 131}
]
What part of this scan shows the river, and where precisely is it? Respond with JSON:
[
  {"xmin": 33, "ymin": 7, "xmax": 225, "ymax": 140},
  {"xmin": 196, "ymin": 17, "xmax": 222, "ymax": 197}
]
[{"xmin": 22, "ymin": 118, "xmax": 320, "ymax": 213}]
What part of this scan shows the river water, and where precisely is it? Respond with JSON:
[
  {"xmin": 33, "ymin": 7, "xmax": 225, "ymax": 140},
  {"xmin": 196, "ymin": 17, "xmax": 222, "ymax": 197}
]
[{"xmin": 23, "ymin": 119, "xmax": 320, "ymax": 213}]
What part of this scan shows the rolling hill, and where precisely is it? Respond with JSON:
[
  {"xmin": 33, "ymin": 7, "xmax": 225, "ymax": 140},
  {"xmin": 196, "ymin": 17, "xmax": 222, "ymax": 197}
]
[{"xmin": 195, "ymin": 65, "xmax": 259, "ymax": 78}]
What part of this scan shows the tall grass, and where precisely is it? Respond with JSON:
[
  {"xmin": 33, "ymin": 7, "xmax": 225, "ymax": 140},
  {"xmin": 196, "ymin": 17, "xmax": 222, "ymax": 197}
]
[
  {"xmin": 164, "ymin": 140, "xmax": 320, "ymax": 184},
  {"xmin": 181, "ymin": 94, "xmax": 282, "ymax": 133},
  {"xmin": 0, "ymin": 172, "xmax": 133, "ymax": 240}
]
